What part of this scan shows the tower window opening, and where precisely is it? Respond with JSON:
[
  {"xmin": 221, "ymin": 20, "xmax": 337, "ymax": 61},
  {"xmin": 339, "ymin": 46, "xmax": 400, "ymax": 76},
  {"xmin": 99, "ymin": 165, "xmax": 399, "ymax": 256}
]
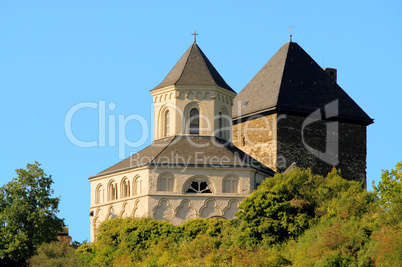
[
  {"xmin": 218, "ymin": 112, "xmax": 223, "ymax": 138},
  {"xmin": 189, "ymin": 108, "xmax": 199, "ymax": 134},
  {"xmin": 165, "ymin": 110, "xmax": 170, "ymax": 137}
]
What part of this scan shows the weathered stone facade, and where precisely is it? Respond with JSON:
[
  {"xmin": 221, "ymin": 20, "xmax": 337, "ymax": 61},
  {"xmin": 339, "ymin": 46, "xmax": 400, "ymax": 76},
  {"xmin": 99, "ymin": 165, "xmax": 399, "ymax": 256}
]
[
  {"xmin": 233, "ymin": 113, "xmax": 367, "ymax": 184},
  {"xmin": 232, "ymin": 114, "xmax": 278, "ymax": 171},
  {"xmin": 277, "ymin": 114, "xmax": 367, "ymax": 183},
  {"xmin": 232, "ymin": 41, "xmax": 372, "ymax": 185}
]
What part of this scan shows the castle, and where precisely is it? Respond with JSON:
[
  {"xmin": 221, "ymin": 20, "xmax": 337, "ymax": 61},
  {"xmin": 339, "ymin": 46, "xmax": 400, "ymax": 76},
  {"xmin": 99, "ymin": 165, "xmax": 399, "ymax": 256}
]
[{"xmin": 88, "ymin": 38, "xmax": 373, "ymax": 241}]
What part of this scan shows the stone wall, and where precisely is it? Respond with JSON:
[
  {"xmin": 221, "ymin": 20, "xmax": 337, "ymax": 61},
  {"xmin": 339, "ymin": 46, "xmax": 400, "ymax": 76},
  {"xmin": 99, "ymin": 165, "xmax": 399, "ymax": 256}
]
[
  {"xmin": 277, "ymin": 113, "xmax": 367, "ymax": 184},
  {"xmin": 232, "ymin": 114, "xmax": 278, "ymax": 171},
  {"xmin": 233, "ymin": 113, "xmax": 367, "ymax": 185}
]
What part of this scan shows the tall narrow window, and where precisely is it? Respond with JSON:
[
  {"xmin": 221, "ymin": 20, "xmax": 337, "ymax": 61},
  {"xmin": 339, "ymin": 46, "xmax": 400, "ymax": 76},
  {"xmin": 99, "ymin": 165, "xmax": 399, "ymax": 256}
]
[
  {"xmin": 223, "ymin": 176, "xmax": 239, "ymax": 193},
  {"xmin": 133, "ymin": 176, "xmax": 143, "ymax": 195},
  {"xmin": 95, "ymin": 184, "xmax": 104, "ymax": 204},
  {"xmin": 120, "ymin": 178, "xmax": 130, "ymax": 198},
  {"xmin": 218, "ymin": 112, "xmax": 223, "ymax": 138},
  {"xmin": 157, "ymin": 173, "xmax": 175, "ymax": 192},
  {"xmin": 189, "ymin": 108, "xmax": 199, "ymax": 134},
  {"xmin": 165, "ymin": 110, "xmax": 170, "ymax": 137},
  {"xmin": 108, "ymin": 181, "xmax": 118, "ymax": 201}
]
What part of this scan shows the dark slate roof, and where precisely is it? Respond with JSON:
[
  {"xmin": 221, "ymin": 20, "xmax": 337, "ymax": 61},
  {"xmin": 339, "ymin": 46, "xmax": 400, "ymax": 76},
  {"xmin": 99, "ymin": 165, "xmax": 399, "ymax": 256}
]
[
  {"xmin": 91, "ymin": 135, "xmax": 274, "ymax": 178},
  {"xmin": 152, "ymin": 43, "xmax": 235, "ymax": 93},
  {"xmin": 232, "ymin": 42, "xmax": 373, "ymax": 125}
]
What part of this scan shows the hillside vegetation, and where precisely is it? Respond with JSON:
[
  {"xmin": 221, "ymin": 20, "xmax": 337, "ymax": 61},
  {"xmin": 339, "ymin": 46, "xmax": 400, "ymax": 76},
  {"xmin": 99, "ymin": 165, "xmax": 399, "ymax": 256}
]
[{"xmin": 29, "ymin": 163, "xmax": 402, "ymax": 266}]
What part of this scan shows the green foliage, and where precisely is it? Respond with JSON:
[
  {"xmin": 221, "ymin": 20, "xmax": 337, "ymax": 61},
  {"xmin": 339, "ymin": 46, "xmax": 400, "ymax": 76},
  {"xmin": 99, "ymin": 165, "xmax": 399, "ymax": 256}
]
[
  {"xmin": 235, "ymin": 168, "xmax": 363, "ymax": 246},
  {"xmin": 178, "ymin": 218, "xmax": 239, "ymax": 242},
  {"xmin": 77, "ymin": 168, "xmax": 372, "ymax": 266},
  {"xmin": 287, "ymin": 218, "xmax": 375, "ymax": 266},
  {"xmin": 23, "ymin": 164, "xmax": 402, "ymax": 266},
  {"xmin": 362, "ymin": 192, "xmax": 402, "ymax": 266},
  {"xmin": 28, "ymin": 241, "xmax": 81, "ymax": 267},
  {"xmin": 373, "ymin": 161, "xmax": 402, "ymax": 209},
  {"xmin": 91, "ymin": 218, "xmax": 177, "ymax": 265},
  {"xmin": 0, "ymin": 162, "xmax": 64, "ymax": 266},
  {"xmin": 367, "ymin": 226, "xmax": 402, "ymax": 266}
]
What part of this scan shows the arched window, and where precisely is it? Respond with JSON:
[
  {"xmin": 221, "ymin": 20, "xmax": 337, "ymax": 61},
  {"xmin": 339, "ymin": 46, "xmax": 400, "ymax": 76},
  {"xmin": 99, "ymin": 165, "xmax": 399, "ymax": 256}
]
[
  {"xmin": 164, "ymin": 110, "xmax": 170, "ymax": 137},
  {"xmin": 120, "ymin": 178, "xmax": 130, "ymax": 198},
  {"xmin": 217, "ymin": 109, "xmax": 230, "ymax": 140},
  {"xmin": 107, "ymin": 180, "xmax": 118, "ymax": 201},
  {"xmin": 157, "ymin": 173, "xmax": 174, "ymax": 192},
  {"xmin": 133, "ymin": 176, "xmax": 143, "ymax": 195},
  {"xmin": 95, "ymin": 184, "xmax": 104, "ymax": 204},
  {"xmin": 185, "ymin": 178, "xmax": 212, "ymax": 194},
  {"xmin": 218, "ymin": 111, "xmax": 223, "ymax": 138},
  {"xmin": 189, "ymin": 108, "xmax": 199, "ymax": 134},
  {"xmin": 223, "ymin": 176, "xmax": 239, "ymax": 193}
]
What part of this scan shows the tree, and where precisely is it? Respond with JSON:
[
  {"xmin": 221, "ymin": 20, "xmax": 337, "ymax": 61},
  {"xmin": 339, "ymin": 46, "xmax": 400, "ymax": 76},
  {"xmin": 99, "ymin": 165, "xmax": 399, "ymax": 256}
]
[
  {"xmin": 28, "ymin": 241, "xmax": 80, "ymax": 267},
  {"xmin": 235, "ymin": 168, "xmax": 365, "ymax": 246},
  {"xmin": 0, "ymin": 162, "xmax": 64, "ymax": 266},
  {"xmin": 373, "ymin": 161, "xmax": 402, "ymax": 209}
]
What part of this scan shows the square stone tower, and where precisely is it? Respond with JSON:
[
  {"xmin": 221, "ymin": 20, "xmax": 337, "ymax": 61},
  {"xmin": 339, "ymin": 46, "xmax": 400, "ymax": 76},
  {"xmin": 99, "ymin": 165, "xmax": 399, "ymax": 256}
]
[{"xmin": 232, "ymin": 41, "xmax": 373, "ymax": 184}]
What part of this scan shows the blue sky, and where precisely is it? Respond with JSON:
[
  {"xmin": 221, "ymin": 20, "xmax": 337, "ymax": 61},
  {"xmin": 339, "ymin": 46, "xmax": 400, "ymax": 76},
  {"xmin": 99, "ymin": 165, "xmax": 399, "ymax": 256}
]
[{"xmin": 1, "ymin": 1, "xmax": 401, "ymax": 242}]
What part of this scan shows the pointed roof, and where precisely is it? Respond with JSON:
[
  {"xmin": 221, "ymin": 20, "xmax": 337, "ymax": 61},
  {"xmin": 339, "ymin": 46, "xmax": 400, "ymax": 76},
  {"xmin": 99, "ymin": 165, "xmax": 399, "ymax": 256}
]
[
  {"xmin": 152, "ymin": 43, "xmax": 235, "ymax": 93},
  {"xmin": 90, "ymin": 135, "xmax": 275, "ymax": 179},
  {"xmin": 233, "ymin": 42, "xmax": 373, "ymax": 125}
]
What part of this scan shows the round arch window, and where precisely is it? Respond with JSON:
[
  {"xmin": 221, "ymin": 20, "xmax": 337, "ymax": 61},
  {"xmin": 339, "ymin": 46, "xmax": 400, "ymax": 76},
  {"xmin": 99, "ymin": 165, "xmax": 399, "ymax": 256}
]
[
  {"xmin": 189, "ymin": 108, "xmax": 199, "ymax": 134},
  {"xmin": 185, "ymin": 178, "xmax": 212, "ymax": 194}
]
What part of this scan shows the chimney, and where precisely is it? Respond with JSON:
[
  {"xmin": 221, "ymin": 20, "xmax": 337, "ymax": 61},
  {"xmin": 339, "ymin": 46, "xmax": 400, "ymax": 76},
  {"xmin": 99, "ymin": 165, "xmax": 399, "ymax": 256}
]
[{"xmin": 324, "ymin": 68, "xmax": 337, "ymax": 82}]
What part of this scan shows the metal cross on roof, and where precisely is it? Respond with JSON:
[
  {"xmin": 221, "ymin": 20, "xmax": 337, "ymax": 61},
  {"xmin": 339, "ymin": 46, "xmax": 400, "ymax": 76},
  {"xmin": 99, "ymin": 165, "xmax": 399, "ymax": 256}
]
[
  {"xmin": 288, "ymin": 26, "xmax": 294, "ymax": 42},
  {"xmin": 191, "ymin": 31, "xmax": 199, "ymax": 43}
]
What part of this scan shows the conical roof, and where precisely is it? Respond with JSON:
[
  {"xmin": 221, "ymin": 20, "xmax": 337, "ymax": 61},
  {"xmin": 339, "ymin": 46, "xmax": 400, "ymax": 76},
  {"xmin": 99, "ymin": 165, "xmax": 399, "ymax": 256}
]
[
  {"xmin": 152, "ymin": 43, "xmax": 235, "ymax": 93},
  {"xmin": 233, "ymin": 42, "xmax": 373, "ymax": 125}
]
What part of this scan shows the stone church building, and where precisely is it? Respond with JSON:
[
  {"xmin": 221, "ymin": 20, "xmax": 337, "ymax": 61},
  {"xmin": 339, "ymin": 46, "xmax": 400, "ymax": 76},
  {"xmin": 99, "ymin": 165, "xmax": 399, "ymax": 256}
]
[{"xmin": 89, "ymin": 39, "xmax": 373, "ymax": 241}]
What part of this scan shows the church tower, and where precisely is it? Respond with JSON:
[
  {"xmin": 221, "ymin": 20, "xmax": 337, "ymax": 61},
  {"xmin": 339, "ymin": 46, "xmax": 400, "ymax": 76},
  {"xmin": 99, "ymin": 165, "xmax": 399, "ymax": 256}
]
[
  {"xmin": 89, "ymin": 40, "xmax": 274, "ymax": 242},
  {"xmin": 150, "ymin": 41, "xmax": 236, "ymax": 140},
  {"xmin": 232, "ymin": 41, "xmax": 373, "ymax": 184}
]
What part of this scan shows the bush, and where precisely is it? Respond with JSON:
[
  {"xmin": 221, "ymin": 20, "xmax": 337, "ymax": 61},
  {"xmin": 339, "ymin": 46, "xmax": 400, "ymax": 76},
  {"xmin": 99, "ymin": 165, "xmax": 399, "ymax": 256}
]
[
  {"xmin": 373, "ymin": 161, "xmax": 402, "ymax": 209},
  {"xmin": 28, "ymin": 241, "xmax": 80, "ymax": 267},
  {"xmin": 91, "ymin": 218, "xmax": 177, "ymax": 265},
  {"xmin": 61, "ymin": 165, "xmax": 402, "ymax": 266},
  {"xmin": 235, "ymin": 168, "xmax": 364, "ymax": 246}
]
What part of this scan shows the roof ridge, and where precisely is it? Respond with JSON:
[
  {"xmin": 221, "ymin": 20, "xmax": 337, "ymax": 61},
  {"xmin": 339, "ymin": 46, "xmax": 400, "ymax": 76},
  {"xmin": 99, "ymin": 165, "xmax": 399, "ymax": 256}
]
[
  {"xmin": 149, "ymin": 136, "xmax": 177, "ymax": 165},
  {"xmin": 232, "ymin": 42, "xmax": 290, "ymax": 118},
  {"xmin": 175, "ymin": 44, "xmax": 194, "ymax": 86},
  {"xmin": 196, "ymin": 45, "xmax": 223, "ymax": 88},
  {"xmin": 274, "ymin": 42, "xmax": 291, "ymax": 109}
]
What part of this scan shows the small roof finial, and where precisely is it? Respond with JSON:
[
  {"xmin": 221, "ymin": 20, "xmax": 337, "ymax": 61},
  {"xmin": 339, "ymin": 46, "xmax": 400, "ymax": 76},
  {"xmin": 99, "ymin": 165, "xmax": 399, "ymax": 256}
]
[
  {"xmin": 288, "ymin": 26, "xmax": 294, "ymax": 42},
  {"xmin": 191, "ymin": 30, "xmax": 199, "ymax": 43}
]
